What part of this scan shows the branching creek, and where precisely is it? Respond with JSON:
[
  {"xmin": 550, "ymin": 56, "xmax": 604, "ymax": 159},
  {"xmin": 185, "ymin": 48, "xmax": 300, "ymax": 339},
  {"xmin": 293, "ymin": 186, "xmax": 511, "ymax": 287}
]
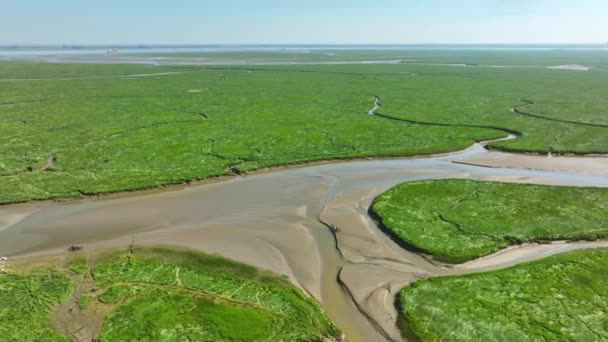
[{"xmin": 2, "ymin": 99, "xmax": 608, "ymax": 341}]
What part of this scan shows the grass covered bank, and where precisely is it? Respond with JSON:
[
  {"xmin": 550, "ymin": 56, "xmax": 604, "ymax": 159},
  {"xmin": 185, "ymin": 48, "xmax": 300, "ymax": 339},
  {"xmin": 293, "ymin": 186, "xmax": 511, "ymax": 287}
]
[
  {"xmin": 2, "ymin": 56, "xmax": 608, "ymax": 204},
  {"xmin": 0, "ymin": 248, "xmax": 339, "ymax": 341},
  {"xmin": 371, "ymin": 179, "xmax": 608, "ymax": 263},
  {"xmin": 399, "ymin": 249, "xmax": 608, "ymax": 341}
]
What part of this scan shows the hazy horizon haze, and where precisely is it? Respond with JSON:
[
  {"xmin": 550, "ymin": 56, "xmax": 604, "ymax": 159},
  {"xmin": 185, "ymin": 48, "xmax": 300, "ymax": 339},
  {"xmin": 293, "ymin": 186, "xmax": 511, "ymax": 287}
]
[{"xmin": 1, "ymin": 0, "xmax": 607, "ymax": 45}]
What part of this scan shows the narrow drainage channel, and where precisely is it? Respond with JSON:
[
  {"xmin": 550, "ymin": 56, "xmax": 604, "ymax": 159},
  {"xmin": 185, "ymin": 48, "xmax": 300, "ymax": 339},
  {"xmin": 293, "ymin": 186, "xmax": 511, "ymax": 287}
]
[
  {"xmin": 312, "ymin": 221, "xmax": 387, "ymax": 342},
  {"xmin": 307, "ymin": 172, "xmax": 389, "ymax": 342}
]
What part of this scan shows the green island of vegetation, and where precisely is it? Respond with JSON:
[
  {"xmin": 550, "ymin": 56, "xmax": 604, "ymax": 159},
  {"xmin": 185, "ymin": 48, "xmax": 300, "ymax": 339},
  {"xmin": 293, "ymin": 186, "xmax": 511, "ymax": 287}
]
[
  {"xmin": 2, "ymin": 50, "xmax": 608, "ymax": 204},
  {"xmin": 371, "ymin": 179, "xmax": 608, "ymax": 263},
  {"xmin": 0, "ymin": 248, "xmax": 338, "ymax": 341},
  {"xmin": 399, "ymin": 249, "xmax": 608, "ymax": 341}
]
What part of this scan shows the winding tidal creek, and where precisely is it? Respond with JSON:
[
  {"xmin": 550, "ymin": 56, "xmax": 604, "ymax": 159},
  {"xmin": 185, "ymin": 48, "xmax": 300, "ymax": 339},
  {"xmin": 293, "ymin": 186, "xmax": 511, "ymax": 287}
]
[{"xmin": 1, "ymin": 140, "xmax": 608, "ymax": 342}]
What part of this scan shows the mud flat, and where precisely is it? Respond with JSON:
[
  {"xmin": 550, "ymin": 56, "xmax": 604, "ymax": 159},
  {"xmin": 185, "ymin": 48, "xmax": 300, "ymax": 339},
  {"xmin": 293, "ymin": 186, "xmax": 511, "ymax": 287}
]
[
  {"xmin": 455, "ymin": 150, "xmax": 608, "ymax": 176},
  {"xmin": 547, "ymin": 64, "xmax": 591, "ymax": 71},
  {"xmin": 19, "ymin": 54, "xmax": 405, "ymax": 66},
  {"xmin": 2, "ymin": 143, "xmax": 608, "ymax": 341}
]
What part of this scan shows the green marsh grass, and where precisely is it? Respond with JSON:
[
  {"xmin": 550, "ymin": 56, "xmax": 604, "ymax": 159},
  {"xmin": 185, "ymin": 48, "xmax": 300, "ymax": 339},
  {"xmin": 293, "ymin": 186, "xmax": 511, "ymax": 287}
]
[
  {"xmin": 0, "ymin": 248, "xmax": 339, "ymax": 341},
  {"xmin": 67, "ymin": 258, "xmax": 88, "ymax": 275},
  {"xmin": 2, "ymin": 57, "xmax": 608, "ymax": 203},
  {"xmin": 371, "ymin": 179, "xmax": 608, "ymax": 262},
  {"xmin": 399, "ymin": 249, "xmax": 608, "ymax": 341},
  {"xmin": 0, "ymin": 268, "xmax": 72, "ymax": 341},
  {"xmin": 93, "ymin": 248, "xmax": 339, "ymax": 341}
]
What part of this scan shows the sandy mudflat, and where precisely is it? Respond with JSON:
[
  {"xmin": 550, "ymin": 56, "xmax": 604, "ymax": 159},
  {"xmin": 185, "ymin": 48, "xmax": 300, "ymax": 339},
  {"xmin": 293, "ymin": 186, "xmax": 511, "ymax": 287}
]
[
  {"xmin": 0, "ymin": 204, "xmax": 42, "ymax": 233},
  {"xmin": 2, "ymin": 143, "xmax": 608, "ymax": 342},
  {"xmin": 456, "ymin": 150, "xmax": 608, "ymax": 176},
  {"xmin": 547, "ymin": 64, "xmax": 591, "ymax": 71},
  {"xmin": 454, "ymin": 240, "xmax": 608, "ymax": 272}
]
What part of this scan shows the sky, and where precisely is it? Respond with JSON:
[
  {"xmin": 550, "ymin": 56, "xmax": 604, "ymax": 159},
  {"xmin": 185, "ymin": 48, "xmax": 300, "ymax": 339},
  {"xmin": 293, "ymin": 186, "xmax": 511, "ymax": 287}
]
[{"xmin": 1, "ymin": 0, "xmax": 607, "ymax": 45}]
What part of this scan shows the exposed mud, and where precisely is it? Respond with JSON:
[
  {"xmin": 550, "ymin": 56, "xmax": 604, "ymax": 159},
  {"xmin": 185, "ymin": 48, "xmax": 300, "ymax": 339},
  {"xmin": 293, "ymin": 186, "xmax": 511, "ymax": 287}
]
[
  {"xmin": 547, "ymin": 64, "xmax": 591, "ymax": 71},
  {"xmin": 52, "ymin": 271, "xmax": 106, "ymax": 342},
  {"xmin": 455, "ymin": 150, "xmax": 608, "ymax": 176},
  {"xmin": 368, "ymin": 96, "xmax": 381, "ymax": 115},
  {"xmin": 2, "ymin": 138, "xmax": 608, "ymax": 341},
  {"xmin": 41, "ymin": 155, "xmax": 56, "ymax": 171}
]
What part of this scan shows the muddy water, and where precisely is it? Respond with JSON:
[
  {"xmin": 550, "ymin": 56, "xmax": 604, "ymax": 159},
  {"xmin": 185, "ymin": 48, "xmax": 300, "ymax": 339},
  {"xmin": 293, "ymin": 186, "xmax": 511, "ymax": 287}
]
[{"xmin": 1, "ymin": 144, "xmax": 608, "ymax": 342}]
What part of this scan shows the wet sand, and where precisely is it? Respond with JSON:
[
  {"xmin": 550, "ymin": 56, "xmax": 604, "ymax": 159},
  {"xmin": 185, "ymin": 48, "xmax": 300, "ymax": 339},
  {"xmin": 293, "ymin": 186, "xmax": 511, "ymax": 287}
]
[
  {"xmin": 368, "ymin": 96, "xmax": 381, "ymax": 115},
  {"xmin": 547, "ymin": 64, "xmax": 591, "ymax": 71},
  {"xmin": 18, "ymin": 55, "xmax": 406, "ymax": 67},
  {"xmin": 456, "ymin": 150, "xmax": 608, "ymax": 177},
  {"xmin": 1, "ymin": 145, "xmax": 608, "ymax": 341}
]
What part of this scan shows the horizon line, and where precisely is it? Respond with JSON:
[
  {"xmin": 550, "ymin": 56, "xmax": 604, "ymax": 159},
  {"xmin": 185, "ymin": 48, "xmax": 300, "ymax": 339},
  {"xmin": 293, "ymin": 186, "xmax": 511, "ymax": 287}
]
[{"xmin": 1, "ymin": 43, "xmax": 607, "ymax": 48}]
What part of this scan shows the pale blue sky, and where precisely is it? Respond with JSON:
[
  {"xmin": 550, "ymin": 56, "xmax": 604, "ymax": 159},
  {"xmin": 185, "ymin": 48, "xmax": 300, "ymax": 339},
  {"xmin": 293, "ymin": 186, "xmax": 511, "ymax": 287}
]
[{"xmin": 1, "ymin": 0, "xmax": 607, "ymax": 44}]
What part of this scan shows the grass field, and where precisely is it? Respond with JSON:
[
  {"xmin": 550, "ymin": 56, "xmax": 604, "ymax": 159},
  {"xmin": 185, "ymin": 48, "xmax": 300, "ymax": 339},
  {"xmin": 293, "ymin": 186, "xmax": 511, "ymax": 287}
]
[
  {"xmin": 2, "ymin": 50, "xmax": 608, "ymax": 203},
  {"xmin": 93, "ymin": 248, "xmax": 338, "ymax": 341},
  {"xmin": 0, "ymin": 267, "xmax": 72, "ymax": 341},
  {"xmin": 371, "ymin": 179, "xmax": 608, "ymax": 262},
  {"xmin": 0, "ymin": 248, "xmax": 338, "ymax": 341},
  {"xmin": 399, "ymin": 249, "xmax": 608, "ymax": 341}
]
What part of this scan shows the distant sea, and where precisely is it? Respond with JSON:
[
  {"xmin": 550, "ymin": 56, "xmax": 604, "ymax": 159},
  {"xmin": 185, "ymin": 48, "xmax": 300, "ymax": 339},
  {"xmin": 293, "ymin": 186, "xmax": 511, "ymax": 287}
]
[{"xmin": 0, "ymin": 44, "xmax": 606, "ymax": 57}]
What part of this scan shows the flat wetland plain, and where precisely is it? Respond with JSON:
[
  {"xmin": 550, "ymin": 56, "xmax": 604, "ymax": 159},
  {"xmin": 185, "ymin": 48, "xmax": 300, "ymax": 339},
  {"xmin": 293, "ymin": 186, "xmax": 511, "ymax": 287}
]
[
  {"xmin": 2, "ymin": 48, "xmax": 608, "ymax": 341},
  {"xmin": 2, "ymin": 50, "xmax": 608, "ymax": 204}
]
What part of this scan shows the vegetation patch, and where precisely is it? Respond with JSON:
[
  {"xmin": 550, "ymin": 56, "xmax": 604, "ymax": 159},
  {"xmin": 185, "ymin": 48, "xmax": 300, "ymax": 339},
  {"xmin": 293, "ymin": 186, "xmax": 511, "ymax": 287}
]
[
  {"xmin": 0, "ymin": 268, "xmax": 73, "ymax": 341},
  {"xmin": 98, "ymin": 283, "xmax": 137, "ymax": 304},
  {"xmin": 0, "ymin": 248, "xmax": 338, "ymax": 341},
  {"xmin": 399, "ymin": 249, "xmax": 608, "ymax": 341},
  {"xmin": 67, "ymin": 257, "xmax": 88, "ymax": 275},
  {"xmin": 78, "ymin": 294, "xmax": 93, "ymax": 310},
  {"xmin": 371, "ymin": 179, "xmax": 608, "ymax": 262},
  {"xmin": 92, "ymin": 248, "xmax": 339, "ymax": 341},
  {"xmin": 101, "ymin": 288, "xmax": 273, "ymax": 341}
]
